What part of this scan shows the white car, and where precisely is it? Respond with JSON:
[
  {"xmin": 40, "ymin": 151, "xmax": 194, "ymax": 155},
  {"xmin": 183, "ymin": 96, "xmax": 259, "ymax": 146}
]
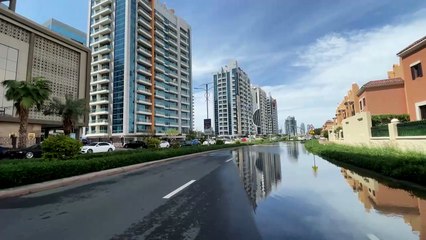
[
  {"xmin": 81, "ymin": 142, "xmax": 115, "ymax": 154},
  {"xmin": 202, "ymin": 140, "xmax": 216, "ymax": 145},
  {"xmin": 159, "ymin": 140, "xmax": 170, "ymax": 148}
]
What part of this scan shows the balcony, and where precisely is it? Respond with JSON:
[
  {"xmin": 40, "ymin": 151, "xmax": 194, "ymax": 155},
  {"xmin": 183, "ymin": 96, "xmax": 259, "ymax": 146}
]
[
  {"xmin": 138, "ymin": 27, "xmax": 151, "ymax": 39},
  {"xmin": 137, "ymin": 66, "xmax": 152, "ymax": 76},
  {"xmin": 90, "ymin": 36, "xmax": 111, "ymax": 47},
  {"xmin": 156, "ymin": 64, "xmax": 166, "ymax": 73},
  {"xmin": 155, "ymin": 29, "xmax": 165, "ymax": 39},
  {"xmin": 92, "ymin": 45, "xmax": 111, "ymax": 55},
  {"xmin": 136, "ymin": 98, "xmax": 152, "ymax": 105},
  {"xmin": 137, "ymin": 36, "xmax": 151, "ymax": 48},
  {"xmin": 138, "ymin": 47, "xmax": 152, "ymax": 57},
  {"xmin": 91, "ymin": 0, "xmax": 112, "ymax": 9},
  {"xmin": 136, "ymin": 88, "xmax": 152, "ymax": 95},
  {"xmin": 137, "ymin": 78, "xmax": 152, "ymax": 86},
  {"xmin": 138, "ymin": 8, "xmax": 152, "ymax": 21},
  {"xmin": 91, "ymin": 7, "xmax": 112, "ymax": 18},
  {"xmin": 139, "ymin": 0, "xmax": 151, "ymax": 11},
  {"xmin": 89, "ymin": 98, "xmax": 109, "ymax": 105},
  {"xmin": 136, "ymin": 119, "xmax": 152, "ymax": 125},
  {"xmin": 90, "ymin": 87, "xmax": 109, "ymax": 95},
  {"xmin": 91, "ymin": 108, "xmax": 109, "ymax": 115},
  {"xmin": 138, "ymin": 18, "xmax": 151, "ymax": 30},
  {"xmin": 91, "ymin": 67, "xmax": 110, "ymax": 75},
  {"xmin": 91, "ymin": 57, "xmax": 110, "ymax": 66},
  {"xmin": 90, "ymin": 78, "xmax": 110, "ymax": 85},
  {"xmin": 136, "ymin": 109, "xmax": 152, "ymax": 115},
  {"xmin": 89, "ymin": 119, "xmax": 109, "ymax": 126},
  {"xmin": 91, "ymin": 16, "xmax": 112, "ymax": 28},
  {"xmin": 137, "ymin": 56, "xmax": 152, "ymax": 66},
  {"xmin": 90, "ymin": 27, "xmax": 111, "ymax": 37},
  {"xmin": 155, "ymin": 47, "xmax": 165, "ymax": 56}
]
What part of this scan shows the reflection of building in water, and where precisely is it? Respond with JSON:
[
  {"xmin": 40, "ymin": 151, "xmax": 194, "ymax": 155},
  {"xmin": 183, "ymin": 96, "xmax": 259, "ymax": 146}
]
[
  {"xmin": 287, "ymin": 142, "xmax": 299, "ymax": 162},
  {"xmin": 234, "ymin": 148, "xmax": 282, "ymax": 209},
  {"xmin": 341, "ymin": 169, "xmax": 426, "ymax": 239}
]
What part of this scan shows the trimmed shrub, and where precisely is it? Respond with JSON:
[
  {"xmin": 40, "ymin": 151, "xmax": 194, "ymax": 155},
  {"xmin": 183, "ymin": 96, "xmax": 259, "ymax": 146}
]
[
  {"xmin": 216, "ymin": 139, "xmax": 224, "ymax": 145},
  {"xmin": 235, "ymin": 140, "xmax": 241, "ymax": 144},
  {"xmin": 42, "ymin": 135, "xmax": 82, "ymax": 160},
  {"xmin": 146, "ymin": 137, "xmax": 160, "ymax": 149}
]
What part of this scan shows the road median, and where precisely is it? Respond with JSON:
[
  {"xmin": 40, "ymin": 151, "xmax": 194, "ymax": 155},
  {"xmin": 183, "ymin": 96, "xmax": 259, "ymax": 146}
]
[{"xmin": 0, "ymin": 144, "xmax": 245, "ymax": 197}]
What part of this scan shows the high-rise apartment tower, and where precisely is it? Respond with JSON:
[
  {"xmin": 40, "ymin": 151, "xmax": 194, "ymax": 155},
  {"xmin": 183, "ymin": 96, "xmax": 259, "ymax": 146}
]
[
  {"xmin": 87, "ymin": 0, "xmax": 192, "ymax": 138},
  {"xmin": 213, "ymin": 61, "xmax": 252, "ymax": 138}
]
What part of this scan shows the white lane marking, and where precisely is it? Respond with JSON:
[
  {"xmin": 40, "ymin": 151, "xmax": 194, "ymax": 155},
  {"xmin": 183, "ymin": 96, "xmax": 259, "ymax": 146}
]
[
  {"xmin": 366, "ymin": 234, "xmax": 380, "ymax": 240},
  {"xmin": 163, "ymin": 180, "xmax": 196, "ymax": 199},
  {"xmin": 225, "ymin": 158, "xmax": 234, "ymax": 163}
]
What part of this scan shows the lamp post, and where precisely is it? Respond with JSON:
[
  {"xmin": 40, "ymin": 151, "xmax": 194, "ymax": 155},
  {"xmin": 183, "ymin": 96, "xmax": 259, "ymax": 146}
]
[{"xmin": 194, "ymin": 83, "xmax": 214, "ymax": 143}]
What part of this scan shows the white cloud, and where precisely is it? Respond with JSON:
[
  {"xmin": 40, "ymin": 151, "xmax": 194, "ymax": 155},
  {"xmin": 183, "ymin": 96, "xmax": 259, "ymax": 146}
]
[{"xmin": 263, "ymin": 12, "xmax": 426, "ymax": 129}]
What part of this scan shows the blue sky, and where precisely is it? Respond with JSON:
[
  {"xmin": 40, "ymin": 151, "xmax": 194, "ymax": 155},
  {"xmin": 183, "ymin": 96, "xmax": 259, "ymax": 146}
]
[{"xmin": 15, "ymin": 0, "xmax": 426, "ymax": 131}]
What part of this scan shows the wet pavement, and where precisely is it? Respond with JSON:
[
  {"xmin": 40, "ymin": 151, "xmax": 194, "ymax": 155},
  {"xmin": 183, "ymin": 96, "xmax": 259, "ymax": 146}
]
[{"xmin": 1, "ymin": 143, "xmax": 425, "ymax": 239}]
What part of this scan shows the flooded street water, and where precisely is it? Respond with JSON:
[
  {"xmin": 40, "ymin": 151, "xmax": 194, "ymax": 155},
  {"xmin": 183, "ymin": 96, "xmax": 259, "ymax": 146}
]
[{"xmin": 233, "ymin": 142, "xmax": 426, "ymax": 240}]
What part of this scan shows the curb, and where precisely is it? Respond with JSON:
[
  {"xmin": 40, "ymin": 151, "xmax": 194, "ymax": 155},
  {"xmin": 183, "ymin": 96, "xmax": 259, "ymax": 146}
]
[{"xmin": 0, "ymin": 148, "xmax": 238, "ymax": 199}]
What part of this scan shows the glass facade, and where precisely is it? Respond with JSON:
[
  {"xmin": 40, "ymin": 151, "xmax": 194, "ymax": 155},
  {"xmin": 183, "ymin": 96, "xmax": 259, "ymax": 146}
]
[{"xmin": 112, "ymin": 0, "xmax": 125, "ymax": 133}]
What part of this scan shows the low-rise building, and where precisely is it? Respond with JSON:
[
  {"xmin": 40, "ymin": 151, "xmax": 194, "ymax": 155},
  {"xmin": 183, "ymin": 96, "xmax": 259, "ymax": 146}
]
[
  {"xmin": 335, "ymin": 83, "xmax": 360, "ymax": 125},
  {"xmin": 357, "ymin": 78, "xmax": 407, "ymax": 115},
  {"xmin": 397, "ymin": 36, "xmax": 426, "ymax": 120}
]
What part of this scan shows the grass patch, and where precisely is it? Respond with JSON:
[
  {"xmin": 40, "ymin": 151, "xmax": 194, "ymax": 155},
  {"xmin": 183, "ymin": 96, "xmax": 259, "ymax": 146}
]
[
  {"xmin": 305, "ymin": 140, "xmax": 426, "ymax": 186},
  {"xmin": 0, "ymin": 144, "xmax": 245, "ymax": 189}
]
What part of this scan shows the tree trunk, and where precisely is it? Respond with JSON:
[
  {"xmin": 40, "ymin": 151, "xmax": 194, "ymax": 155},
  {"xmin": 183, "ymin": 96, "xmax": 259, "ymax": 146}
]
[
  {"xmin": 18, "ymin": 108, "xmax": 29, "ymax": 148},
  {"xmin": 63, "ymin": 118, "xmax": 73, "ymax": 136}
]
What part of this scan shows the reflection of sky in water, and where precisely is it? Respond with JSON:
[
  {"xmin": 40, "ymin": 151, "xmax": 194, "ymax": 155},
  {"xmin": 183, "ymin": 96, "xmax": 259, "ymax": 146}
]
[{"xmin": 234, "ymin": 143, "xmax": 424, "ymax": 240}]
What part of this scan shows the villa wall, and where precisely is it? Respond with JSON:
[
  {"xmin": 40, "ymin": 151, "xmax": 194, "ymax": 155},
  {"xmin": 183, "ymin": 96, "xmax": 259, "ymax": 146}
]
[{"xmin": 332, "ymin": 112, "xmax": 426, "ymax": 152}]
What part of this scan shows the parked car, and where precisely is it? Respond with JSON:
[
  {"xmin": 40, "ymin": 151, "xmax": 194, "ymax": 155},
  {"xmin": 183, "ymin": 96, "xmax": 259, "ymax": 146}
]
[
  {"xmin": 123, "ymin": 141, "xmax": 147, "ymax": 149},
  {"xmin": 7, "ymin": 144, "xmax": 42, "ymax": 159},
  {"xmin": 182, "ymin": 139, "xmax": 201, "ymax": 147},
  {"xmin": 202, "ymin": 139, "xmax": 216, "ymax": 145},
  {"xmin": 0, "ymin": 146, "xmax": 10, "ymax": 159},
  {"xmin": 224, "ymin": 139, "xmax": 235, "ymax": 144},
  {"xmin": 81, "ymin": 142, "xmax": 115, "ymax": 154},
  {"xmin": 159, "ymin": 140, "xmax": 170, "ymax": 148}
]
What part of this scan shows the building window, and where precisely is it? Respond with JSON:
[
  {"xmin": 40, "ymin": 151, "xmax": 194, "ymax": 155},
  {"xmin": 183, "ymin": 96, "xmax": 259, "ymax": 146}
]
[
  {"xmin": 411, "ymin": 63, "xmax": 423, "ymax": 80},
  {"xmin": 362, "ymin": 98, "xmax": 366, "ymax": 109},
  {"xmin": 420, "ymin": 105, "xmax": 426, "ymax": 120}
]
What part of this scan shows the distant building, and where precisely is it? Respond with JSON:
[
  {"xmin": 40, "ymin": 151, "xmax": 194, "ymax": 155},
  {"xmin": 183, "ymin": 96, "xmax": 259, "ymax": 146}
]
[
  {"xmin": 397, "ymin": 36, "xmax": 426, "ymax": 120},
  {"xmin": 285, "ymin": 116, "xmax": 297, "ymax": 136},
  {"xmin": 267, "ymin": 95, "xmax": 278, "ymax": 134},
  {"xmin": 0, "ymin": 7, "xmax": 90, "ymax": 142},
  {"xmin": 251, "ymin": 86, "xmax": 268, "ymax": 135},
  {"xmin": 299, "ymin": 123, "xmax": 306, "ymax": 135},
  {"xmin": 214, "ymin": 61, "xmax": 252, "ymax": 138},
  {"xmin": 43, "ymin": 18, "xmax": 86, "ymax": 45}
]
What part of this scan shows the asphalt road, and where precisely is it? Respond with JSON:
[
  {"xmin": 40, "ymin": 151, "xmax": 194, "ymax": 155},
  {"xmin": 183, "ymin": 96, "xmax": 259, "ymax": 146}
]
[{"xmin": 0, "ymin": 148, "xmax": 261, "ymax": 240}]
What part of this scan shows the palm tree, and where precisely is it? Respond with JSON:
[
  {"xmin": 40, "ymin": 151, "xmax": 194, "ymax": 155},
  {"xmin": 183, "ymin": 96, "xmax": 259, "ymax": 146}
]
[
  {"xmin": 2, "ymin": 77, "xmax": 51, "ymax": 148},
  {"xmin": 43, "ymin": 94, "xmax": 87, "ymax": 136}
]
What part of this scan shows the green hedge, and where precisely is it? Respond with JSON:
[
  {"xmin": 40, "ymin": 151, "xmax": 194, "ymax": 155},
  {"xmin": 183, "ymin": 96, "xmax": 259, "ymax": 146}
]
[
  {"xmin": 304, "ymin": 140, "xmax": 426, "ymax": 186},
  {"xmin": 0, "ymin": 144, "xmax": 245, "ymax": 189},
  {"xmin": 371, "ymin": 114, "xmax": 409, "ymax": 126}
]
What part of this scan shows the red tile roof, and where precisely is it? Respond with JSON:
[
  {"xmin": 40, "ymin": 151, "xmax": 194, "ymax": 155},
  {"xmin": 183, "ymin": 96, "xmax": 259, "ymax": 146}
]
[
  {"xmin": 397, "ymin": 36, "xmax": 426, "ymax": 57},
  {"xmin": 357, "ymin": 78, "xmax": 404, "ymax": 96}
]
